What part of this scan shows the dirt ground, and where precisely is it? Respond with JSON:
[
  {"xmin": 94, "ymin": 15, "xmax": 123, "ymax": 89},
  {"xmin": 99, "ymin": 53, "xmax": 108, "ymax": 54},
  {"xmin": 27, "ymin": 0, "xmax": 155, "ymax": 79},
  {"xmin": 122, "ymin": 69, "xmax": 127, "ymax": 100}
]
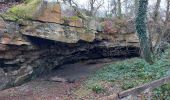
[{"xmin": 0, "ymin": 59, "xmax": 120, "ymax": 100}]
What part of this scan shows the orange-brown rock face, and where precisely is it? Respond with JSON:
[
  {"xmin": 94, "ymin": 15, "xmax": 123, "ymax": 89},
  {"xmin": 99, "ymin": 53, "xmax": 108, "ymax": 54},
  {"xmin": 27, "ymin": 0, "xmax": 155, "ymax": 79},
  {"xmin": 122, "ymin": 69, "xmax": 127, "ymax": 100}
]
[
  {"xmin": 67, "ymin": 19, "xmax": 84, "ymax": 27},
  {"xmin": 20, "ymin": 21, "xmax": 96, "ymax": 43},
  {"xmin": 35, "ymin": 1, "xmax": 61, "ymax": 23}
]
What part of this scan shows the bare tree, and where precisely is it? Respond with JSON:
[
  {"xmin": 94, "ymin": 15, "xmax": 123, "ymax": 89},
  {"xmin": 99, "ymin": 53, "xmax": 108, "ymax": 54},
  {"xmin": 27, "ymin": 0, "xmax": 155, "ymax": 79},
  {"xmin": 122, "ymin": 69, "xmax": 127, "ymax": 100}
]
[
  {"xmin": 153, "ymin": 0, "xmax": 161, "ymax": 22},
  {"xmin": 110, "ymin": 0, "xmax": 117, "ymax": 17},
  {"xmin": 117, "ymin": 0, "xmax": 122, "ymax": 18},
  {"xmin": 154, "ymin": 0, "xmax": 170, "ymax": 54},
  {"xmin": 134, "ymin": 0, "xmax": 139, "ymax": 16},
  {"xmin": 62, "ymin": 0, "xmax": 78, "ymax": 7},
  {"xmin": 88, "ymin": 0, "xmax": 104, "ymax": 16},
  {"xmin": 148, "ymin": 0, "xmax": 161, "ymax": 53}
]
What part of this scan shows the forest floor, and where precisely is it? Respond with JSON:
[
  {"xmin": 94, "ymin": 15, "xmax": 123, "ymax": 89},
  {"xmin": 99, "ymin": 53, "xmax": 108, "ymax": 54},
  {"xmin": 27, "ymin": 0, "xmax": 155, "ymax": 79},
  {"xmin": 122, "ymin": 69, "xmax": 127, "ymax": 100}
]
[
  {"xmin": 0, "ymin": 58, "xmax": 122, "ymax": 100},
  {"xmin": 0, "ymin": 56, "xmax": 169, "ymax": 100}
]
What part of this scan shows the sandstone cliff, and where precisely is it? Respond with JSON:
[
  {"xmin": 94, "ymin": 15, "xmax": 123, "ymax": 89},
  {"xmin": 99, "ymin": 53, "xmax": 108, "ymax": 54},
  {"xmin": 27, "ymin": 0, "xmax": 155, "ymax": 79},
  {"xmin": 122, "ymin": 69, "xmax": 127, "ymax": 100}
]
[{"xmin": 0, "ymin": 0, "xmax": 140, "ymax": 90}]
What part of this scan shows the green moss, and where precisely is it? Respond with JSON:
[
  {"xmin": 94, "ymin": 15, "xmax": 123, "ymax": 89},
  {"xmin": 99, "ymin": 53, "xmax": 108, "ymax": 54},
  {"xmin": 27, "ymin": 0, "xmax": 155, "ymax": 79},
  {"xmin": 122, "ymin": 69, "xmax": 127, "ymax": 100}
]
[
  {"xmin": 69, "ymin": 16, "xmax": 80, "ymax": 20},
  {"xmin": 153, "ymin": 83, "xmax": 170, "ymax": 99},
  {"xmin": 4, "ymin": 0, "xmax": 41, "ymax": 20},
  {"xmin": 91, "ymin": 85, "xmax": 105, "ymax": 94},
  {"xmin": 0, "ymin": 13, "xmax": 19, "ymax": 21},
  {"xmin": 86, "ymin": 81, "xmax": 105, "ymax": 94}
]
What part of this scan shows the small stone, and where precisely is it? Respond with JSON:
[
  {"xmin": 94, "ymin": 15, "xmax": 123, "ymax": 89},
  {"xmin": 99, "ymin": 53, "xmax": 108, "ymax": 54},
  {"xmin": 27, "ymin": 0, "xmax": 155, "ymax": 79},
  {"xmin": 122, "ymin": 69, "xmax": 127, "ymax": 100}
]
[
  {"xmin": 67, "ymin": 78, "xmax": 76, "ymax": 83},
  {"xmin": 99, "ymin": 93, "xmax": 118, "ymax": 100},
  {"xmin": 0, "ymin": 68, "xmax": 9, "ymax": 90},
  {"xmin": 49, "ymin": 76, "xmax": 67, "ymax": 83}
]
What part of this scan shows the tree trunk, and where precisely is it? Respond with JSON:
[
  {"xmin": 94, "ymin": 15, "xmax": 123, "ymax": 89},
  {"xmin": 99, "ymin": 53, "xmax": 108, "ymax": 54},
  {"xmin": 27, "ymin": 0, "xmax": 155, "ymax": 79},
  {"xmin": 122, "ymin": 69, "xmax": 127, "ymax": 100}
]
[
  {"xmin": 111, "ymin": 0, "xmax": 117, "ymax": 16},
  {"xmin": 134, "ymin": 0, "xmax": 139, "ymax": 16},
  {"xmin": 136, "ymin": 0, "xmax": 153, "ymax": 64},
  {"xmin": 89, "ymin": 0, "xmax": 95, "ymax": 16},
  {"xmin": 153, "ymin": 0, "xmax": 161, "ymax": 22},
  {"xmin": 125, "ymin": 0, "xmax": 128, "ymax": 15},
  {"xmin": 148, "ymin": 0, "xmax": 161, "ymax": 54},
  {"xmin": 151, "ymin": 0, "xmax": 161, "ymax": 53},
  {"xmin": 117, "ymin": 0, "xmax": 122, "ymax": 19},
  {"xmin": 154, "ymin": 0, "xmax": 170, "ymax": 53}
]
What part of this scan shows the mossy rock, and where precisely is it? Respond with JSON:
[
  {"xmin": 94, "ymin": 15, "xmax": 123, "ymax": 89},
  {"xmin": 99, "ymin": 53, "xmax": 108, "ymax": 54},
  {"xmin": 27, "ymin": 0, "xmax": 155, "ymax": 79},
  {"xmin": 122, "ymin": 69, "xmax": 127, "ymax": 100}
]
[
  {"xmin": 69, "ymin": 16, "xmax": 80, "ymax": 20},
  {"xmin": 2, "ymin": 0, "xmax": 41, "ymax": 21}
]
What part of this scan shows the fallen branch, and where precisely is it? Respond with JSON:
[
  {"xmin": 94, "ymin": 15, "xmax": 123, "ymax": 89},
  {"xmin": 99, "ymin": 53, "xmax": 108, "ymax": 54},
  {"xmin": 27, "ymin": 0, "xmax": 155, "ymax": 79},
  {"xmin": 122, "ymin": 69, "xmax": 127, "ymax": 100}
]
[
  {"xmin": 100, "ymin": 75, "xmax": 170, "ymax": 100},
  {"xmin": 119, "ymin": 75, "xmax": 170, "ymax": 98}
]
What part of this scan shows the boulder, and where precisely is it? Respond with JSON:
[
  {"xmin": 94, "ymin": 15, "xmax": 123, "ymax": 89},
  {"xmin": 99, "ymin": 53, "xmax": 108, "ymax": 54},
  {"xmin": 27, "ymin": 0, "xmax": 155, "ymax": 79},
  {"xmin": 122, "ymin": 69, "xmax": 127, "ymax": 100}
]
[
  {"xmin": 14, "ymin": 66, "xmax": 33, "ymax": 85},
  {"xmin": 0, "ymin": 68, "xmax": 9, "ymax": 90},
  {"xmin": 35, "ymin": 0, "xmax": 61, "ymax": 23}
]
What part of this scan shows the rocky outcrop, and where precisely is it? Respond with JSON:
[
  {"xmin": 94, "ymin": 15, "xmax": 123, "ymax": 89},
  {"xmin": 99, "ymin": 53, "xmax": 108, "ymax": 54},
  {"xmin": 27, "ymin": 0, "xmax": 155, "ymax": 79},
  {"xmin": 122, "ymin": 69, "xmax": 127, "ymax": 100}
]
[
  {"xmin": 20, "ymin": 21, "xmax": 95, "ymax": 43},
  {"xmin": 0, "ymin": 17, "xmax": 140, "ymax": 90},
  {"xmin": 0, "ymin": 0, "xmax": 140, "ymax": 90}
]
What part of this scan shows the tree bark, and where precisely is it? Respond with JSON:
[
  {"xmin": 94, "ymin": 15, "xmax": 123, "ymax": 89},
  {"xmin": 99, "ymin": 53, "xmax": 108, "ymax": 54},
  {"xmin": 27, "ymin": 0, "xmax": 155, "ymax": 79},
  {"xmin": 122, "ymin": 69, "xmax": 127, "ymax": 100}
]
[
  {"xmin": 117, "ymin": 0, "xmax": 122, "ymax": 19},
  {"xmin": 153, "ymin": 0, "xmax": 161, "ymax": 22},
  {"xmin": 134, "ymin": 0, "xmax": 139, "ymax": 16},
  {"xmin": 154, "ymin": 0, "xmax": 170, "ymax": 53},
  {"xmin": 149, "ymin": 0, "xmax": 161, "ymax": 53},
  {"xmin": 136, "ymin": 0, "xmax": 153, "ymax": 64}
]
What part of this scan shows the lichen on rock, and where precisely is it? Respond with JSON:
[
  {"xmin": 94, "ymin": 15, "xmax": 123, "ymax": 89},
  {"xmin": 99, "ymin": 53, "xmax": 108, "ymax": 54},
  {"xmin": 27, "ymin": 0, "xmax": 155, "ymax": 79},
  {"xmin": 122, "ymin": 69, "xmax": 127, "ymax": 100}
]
[{"xmin": 2, "ymin": 0, "xmax": 42, "ymax": 20}]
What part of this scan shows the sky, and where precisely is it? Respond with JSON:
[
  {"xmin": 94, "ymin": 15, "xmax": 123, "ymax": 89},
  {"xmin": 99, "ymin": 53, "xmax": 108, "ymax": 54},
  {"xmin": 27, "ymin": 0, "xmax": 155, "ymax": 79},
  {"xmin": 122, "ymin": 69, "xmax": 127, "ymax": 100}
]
[
  {"xmin": 57, "ymin": 0, "xmax": 167, "ymax": 16},
  {"xmin": 149, "ymin": 0, "xmax": 166, "ymax": 9},
  {"xmin": 76, "ymin": 0, "xmax": 167, "ymax": 9}
]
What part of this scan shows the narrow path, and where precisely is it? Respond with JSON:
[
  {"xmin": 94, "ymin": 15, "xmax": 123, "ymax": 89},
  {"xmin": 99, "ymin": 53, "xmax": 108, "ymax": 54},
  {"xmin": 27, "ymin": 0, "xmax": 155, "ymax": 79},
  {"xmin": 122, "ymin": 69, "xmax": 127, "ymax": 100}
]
[{"xmin": 0, "ymin": 58, "xmax": 121, "ymax": 100}]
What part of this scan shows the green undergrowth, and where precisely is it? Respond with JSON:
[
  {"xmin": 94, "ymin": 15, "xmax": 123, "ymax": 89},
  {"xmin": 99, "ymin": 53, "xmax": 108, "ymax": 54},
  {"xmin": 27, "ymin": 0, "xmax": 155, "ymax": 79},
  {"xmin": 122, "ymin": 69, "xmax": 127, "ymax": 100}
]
[
  {"xmin": 153, "ymin": 83, "xmax": 170, "ymax": 99},
  {"xmin": 84, "ymin": 49, "xmax": 170, "ymax": 98},
  {"xmin": 1, "ymin": 0, "xmax": 41, "ymax": 21}
]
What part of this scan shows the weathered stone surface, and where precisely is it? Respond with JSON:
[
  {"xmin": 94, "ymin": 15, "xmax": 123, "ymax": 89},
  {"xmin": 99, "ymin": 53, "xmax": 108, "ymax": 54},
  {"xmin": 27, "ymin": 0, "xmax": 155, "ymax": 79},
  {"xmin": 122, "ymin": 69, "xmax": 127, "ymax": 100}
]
[
  {"xmin": 88, "ymin": 19, "xmax": 97, "ymax": 30},
  {"xmin": 0, "ymin": 17, "xmax": 5, "ymax": 29},
  {"xmin": 0, "ymin": 21, "xmax": 30, "ymax": 45},
  {"xmin": 14, "ymin": 66, "xmax": 33, "ymax": 85},
  {"xmin": 21, "ymin": 21, "xmax": 95, "ymax": 43},
  {"xmin": 35, "ymin": 1, "xmax": 61, "ymax": 23},
  {"xmin": 0, "ymin": 33, "xmax": 30, "ymax": 45},
  {"xmin": 68, "ymin": 18, "xmax": 84, "ymax": 27},
  {"xmin": 126, "ymin": 33, "xmax": 139, "ymax": 43},
  {"xmin": 0, "ymin": 68, "xmax": 8, "ymax": 90},
  {"xmin": 0, "ymin": 18, "xmax": 140, "ymax": 90},
  {"xmin": 49, "ymin": 76, "xmax": 67, "ymax": 83}
]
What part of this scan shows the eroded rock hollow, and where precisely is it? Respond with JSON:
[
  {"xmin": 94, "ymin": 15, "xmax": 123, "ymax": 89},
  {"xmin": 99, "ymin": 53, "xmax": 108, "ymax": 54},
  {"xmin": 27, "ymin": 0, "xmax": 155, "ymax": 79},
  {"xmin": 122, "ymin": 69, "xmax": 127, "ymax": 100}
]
[{"xmin": 0, "ymin": 1, "xmax": 140, "ymax": 90}]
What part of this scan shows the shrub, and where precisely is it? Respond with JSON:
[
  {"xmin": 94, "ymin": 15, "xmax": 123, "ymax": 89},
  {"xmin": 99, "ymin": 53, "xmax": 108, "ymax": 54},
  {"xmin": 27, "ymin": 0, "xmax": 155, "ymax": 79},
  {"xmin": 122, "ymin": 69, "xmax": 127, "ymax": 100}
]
[{"xmin": 91, "ymin": 84, "xmax": 105, "ymax": 94}]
